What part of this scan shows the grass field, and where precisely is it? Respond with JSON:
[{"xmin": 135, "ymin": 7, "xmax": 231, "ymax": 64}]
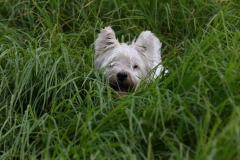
[{"xmin": 0, "ymin": 0, "xmax": 240, "ymax": 159}]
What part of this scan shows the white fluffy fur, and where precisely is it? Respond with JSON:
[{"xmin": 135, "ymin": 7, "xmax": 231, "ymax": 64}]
[{"xmin": 94, "ymin": 26, "xmax": 164, "ymax": 95}]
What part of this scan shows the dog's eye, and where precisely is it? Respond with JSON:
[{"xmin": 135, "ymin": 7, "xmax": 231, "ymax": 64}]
[
  {"xmin": 109, "ymin": 64, "xmax": 114, "ymax": 67},
  {"xmin": 133, "ymin": 65, "xmax": 138, "ymax": 69}
]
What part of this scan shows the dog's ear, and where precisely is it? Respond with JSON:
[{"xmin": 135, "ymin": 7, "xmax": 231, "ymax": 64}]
[
  {"xmin": 134, "ymin": 31, "xmax": 164, "ymax": 77},
  {"xmin": 94, "ymin": 26, "xmax": 119, "ymax": 70},
  {"xmin": 94, "ymin": 26, "xmax": 119, "ymax": 54},
  {"xmin": 134, "ymin": 31, "xmax": 162, "ymax": 64}
]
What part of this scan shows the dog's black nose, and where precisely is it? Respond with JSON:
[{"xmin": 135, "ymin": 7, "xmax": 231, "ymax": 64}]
[{"xmin": 117, "ymin": 72, "xmax": 128, "ymax": 82}]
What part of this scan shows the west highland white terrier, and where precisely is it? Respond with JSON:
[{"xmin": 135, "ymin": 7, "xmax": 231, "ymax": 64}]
[{"xmin": 94, "ymin": 26, "xmax": 164, "ymax": 95}]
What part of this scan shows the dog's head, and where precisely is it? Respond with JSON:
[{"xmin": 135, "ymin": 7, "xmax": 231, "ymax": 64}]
[{"xmin": 94, "ymin": 26, "xmax": 162, "ymax": 95}]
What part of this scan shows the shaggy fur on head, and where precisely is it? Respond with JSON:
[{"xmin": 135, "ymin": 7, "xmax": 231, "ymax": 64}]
[{"xmin": 94, "ymin": 26, "xmax": 164, "ymax": 95}]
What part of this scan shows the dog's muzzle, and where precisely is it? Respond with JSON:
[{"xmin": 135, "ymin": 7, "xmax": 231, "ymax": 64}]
[
  {"xmin": 117, "ymin": 72, "xmax": 128, "ymax": 82},
  {"xmin": 110, "ymin": 71, "xmax": 135, "ymax": 94}
]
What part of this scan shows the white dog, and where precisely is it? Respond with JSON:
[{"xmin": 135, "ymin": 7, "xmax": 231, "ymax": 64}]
[{"xmin": 94, "ymin": 26, "xmax": 164, "ymax": 95}]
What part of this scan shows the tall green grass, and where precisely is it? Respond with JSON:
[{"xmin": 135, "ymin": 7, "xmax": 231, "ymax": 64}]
[{"xmin": 0, "ymin": 0, "xmax": 240, "ymax": 159}]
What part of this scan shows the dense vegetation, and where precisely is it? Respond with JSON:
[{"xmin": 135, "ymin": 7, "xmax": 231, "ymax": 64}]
[{"xmin": 0, "ymin": 0, "xmax": 240, "ymax": 159}]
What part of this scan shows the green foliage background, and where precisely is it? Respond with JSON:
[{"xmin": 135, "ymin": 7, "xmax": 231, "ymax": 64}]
[{"xmin": 0, "ymin": 0, "xmax": 240, "ymax": 159}]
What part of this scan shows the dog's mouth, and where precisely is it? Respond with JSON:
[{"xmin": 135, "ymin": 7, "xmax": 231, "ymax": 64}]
[{"xmin": 110, "ymin": 83, "xmax": 135, "ymax": 95}]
